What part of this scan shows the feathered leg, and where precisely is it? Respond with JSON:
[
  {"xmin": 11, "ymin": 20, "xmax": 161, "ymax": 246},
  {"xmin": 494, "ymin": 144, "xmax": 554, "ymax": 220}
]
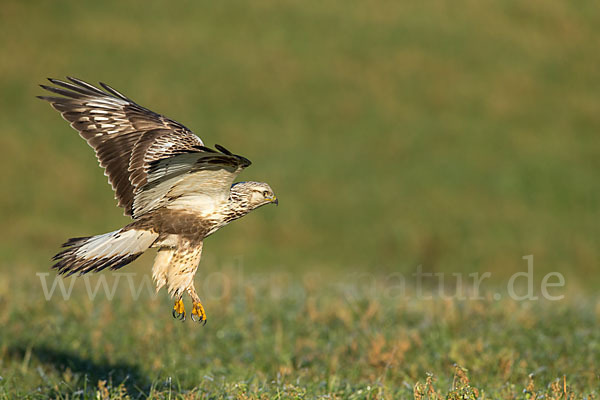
[
  {"xmin": 151, "ymin": 240, "xmax": 205, "ymax": 323},
  {"xmin": 152, "ymin": 247, "xmax": 186, "ymax": 320}
]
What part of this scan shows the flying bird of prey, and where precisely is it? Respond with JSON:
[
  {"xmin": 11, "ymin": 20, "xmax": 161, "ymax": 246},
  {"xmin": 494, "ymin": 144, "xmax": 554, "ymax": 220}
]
[{"xmin": 39, "ymin": 77, "xmax": 278, "ymax": 324}]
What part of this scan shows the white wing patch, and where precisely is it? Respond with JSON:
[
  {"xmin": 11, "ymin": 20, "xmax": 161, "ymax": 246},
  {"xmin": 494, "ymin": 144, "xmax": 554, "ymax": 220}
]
[
  {"xmin": 132, "ymin": 174, "xmax": 187, "ymax": 216},
  {"xmin": 132, "ymin": 152, "xmax": 244, "ymax": 217},
  {"xmin": 166, "ymin": 169, "xmax": 238, "ymax": 214}
]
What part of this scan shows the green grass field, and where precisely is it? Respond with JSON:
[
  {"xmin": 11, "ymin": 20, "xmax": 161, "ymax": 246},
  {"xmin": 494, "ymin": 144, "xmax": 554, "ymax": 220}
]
[{"xmin": 1, "ymin": 0, "xmax": 599, "ymax": 398}]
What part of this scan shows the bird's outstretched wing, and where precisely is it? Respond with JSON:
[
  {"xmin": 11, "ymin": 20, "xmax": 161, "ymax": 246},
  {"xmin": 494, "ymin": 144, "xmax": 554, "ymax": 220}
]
[
  {"xmin": 132, "ymin": 145, "xmax": 251, "ymax": 217},
  {"xmin": 38, "ymin": 77, "xmax": 249, "ymax": 217}
]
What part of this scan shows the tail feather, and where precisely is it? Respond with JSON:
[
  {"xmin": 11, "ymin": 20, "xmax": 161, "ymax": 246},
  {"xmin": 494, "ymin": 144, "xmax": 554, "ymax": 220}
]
[{"xmin": 52, "ymin": 228, "xmax": 158, "ymax": 276}]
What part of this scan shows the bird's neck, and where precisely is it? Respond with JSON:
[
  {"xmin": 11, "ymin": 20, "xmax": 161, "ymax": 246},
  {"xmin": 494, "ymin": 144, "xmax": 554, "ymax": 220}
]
[
  {"xmin": 203, "ymin": 195, "xmax": 251, "ymax": 234},
  {"xmin": 221, "ymin": 195, "xmax": 252, "ymax": 224}
]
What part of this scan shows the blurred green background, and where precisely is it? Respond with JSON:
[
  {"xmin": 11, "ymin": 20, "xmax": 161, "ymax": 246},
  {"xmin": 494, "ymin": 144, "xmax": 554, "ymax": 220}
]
[
  {"xmin": 0, "ymin": 0, "xmax": 600, "ymax": 397},
  {"xmin": 1, "ymin": 0, "xmax": 598, "ymax": 284}
]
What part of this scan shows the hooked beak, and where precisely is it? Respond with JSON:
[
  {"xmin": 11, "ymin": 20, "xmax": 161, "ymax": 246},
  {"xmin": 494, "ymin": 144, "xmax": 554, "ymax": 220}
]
[{"xmin": 272, "ymin": 196, "xmax": 278, "ymax": 206}]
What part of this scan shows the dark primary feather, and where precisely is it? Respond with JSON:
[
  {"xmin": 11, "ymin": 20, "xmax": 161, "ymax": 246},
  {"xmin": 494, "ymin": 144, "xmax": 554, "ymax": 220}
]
[
  {"xmin": 39, "ymin": 77, "xmax": 250, "ymax": 218},
  {"xmin": 215, "ymin": 144, "xmax": 232, "ymax": 155}
]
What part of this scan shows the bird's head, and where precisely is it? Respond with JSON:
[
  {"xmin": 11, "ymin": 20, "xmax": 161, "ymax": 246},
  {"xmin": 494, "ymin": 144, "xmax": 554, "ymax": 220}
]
[{"xmin": 230, "ymin": 181, "xmax": 278, "ymax": 210}]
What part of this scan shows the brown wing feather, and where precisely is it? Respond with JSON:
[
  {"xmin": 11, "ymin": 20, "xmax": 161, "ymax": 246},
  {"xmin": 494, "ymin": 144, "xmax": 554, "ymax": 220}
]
[{"xmin": 38, "ymin": 77, "xmax": 204, "ymax": 216}]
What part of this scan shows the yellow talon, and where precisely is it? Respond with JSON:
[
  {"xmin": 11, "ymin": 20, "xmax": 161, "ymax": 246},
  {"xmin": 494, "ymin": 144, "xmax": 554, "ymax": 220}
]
[
  {"xmin": 192, "ymin": 301, "xmax": 207, "ymax": 325},
  {"xmin": 172, "ymin": 299, "xmax": 186, "ymax": 321}
]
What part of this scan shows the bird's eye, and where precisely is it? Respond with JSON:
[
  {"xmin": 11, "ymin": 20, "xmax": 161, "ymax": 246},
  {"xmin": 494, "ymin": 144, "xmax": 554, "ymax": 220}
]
[{"xmin": 262, "ymin": 190, "xmax": 269, "ymax": 197}]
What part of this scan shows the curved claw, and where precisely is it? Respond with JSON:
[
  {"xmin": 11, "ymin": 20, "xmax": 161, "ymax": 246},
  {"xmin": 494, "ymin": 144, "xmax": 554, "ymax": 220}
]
[
  {"xmin": 172, "ymin": 299, "xmax": 186, "ymax": 322},
  {"xmin": 191, "ymin": 302, "xmax": 207, "ymax": 325},
  {"xmin": 172, "ymin": 309, "xmax": 186, "ymax": 321}
]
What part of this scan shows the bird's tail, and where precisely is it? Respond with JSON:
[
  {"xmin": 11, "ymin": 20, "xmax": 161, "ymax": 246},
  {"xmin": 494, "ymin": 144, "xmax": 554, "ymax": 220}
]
[{"xmin": 52, "ymin": 228, "xmax": 159, "ymax": 276}]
